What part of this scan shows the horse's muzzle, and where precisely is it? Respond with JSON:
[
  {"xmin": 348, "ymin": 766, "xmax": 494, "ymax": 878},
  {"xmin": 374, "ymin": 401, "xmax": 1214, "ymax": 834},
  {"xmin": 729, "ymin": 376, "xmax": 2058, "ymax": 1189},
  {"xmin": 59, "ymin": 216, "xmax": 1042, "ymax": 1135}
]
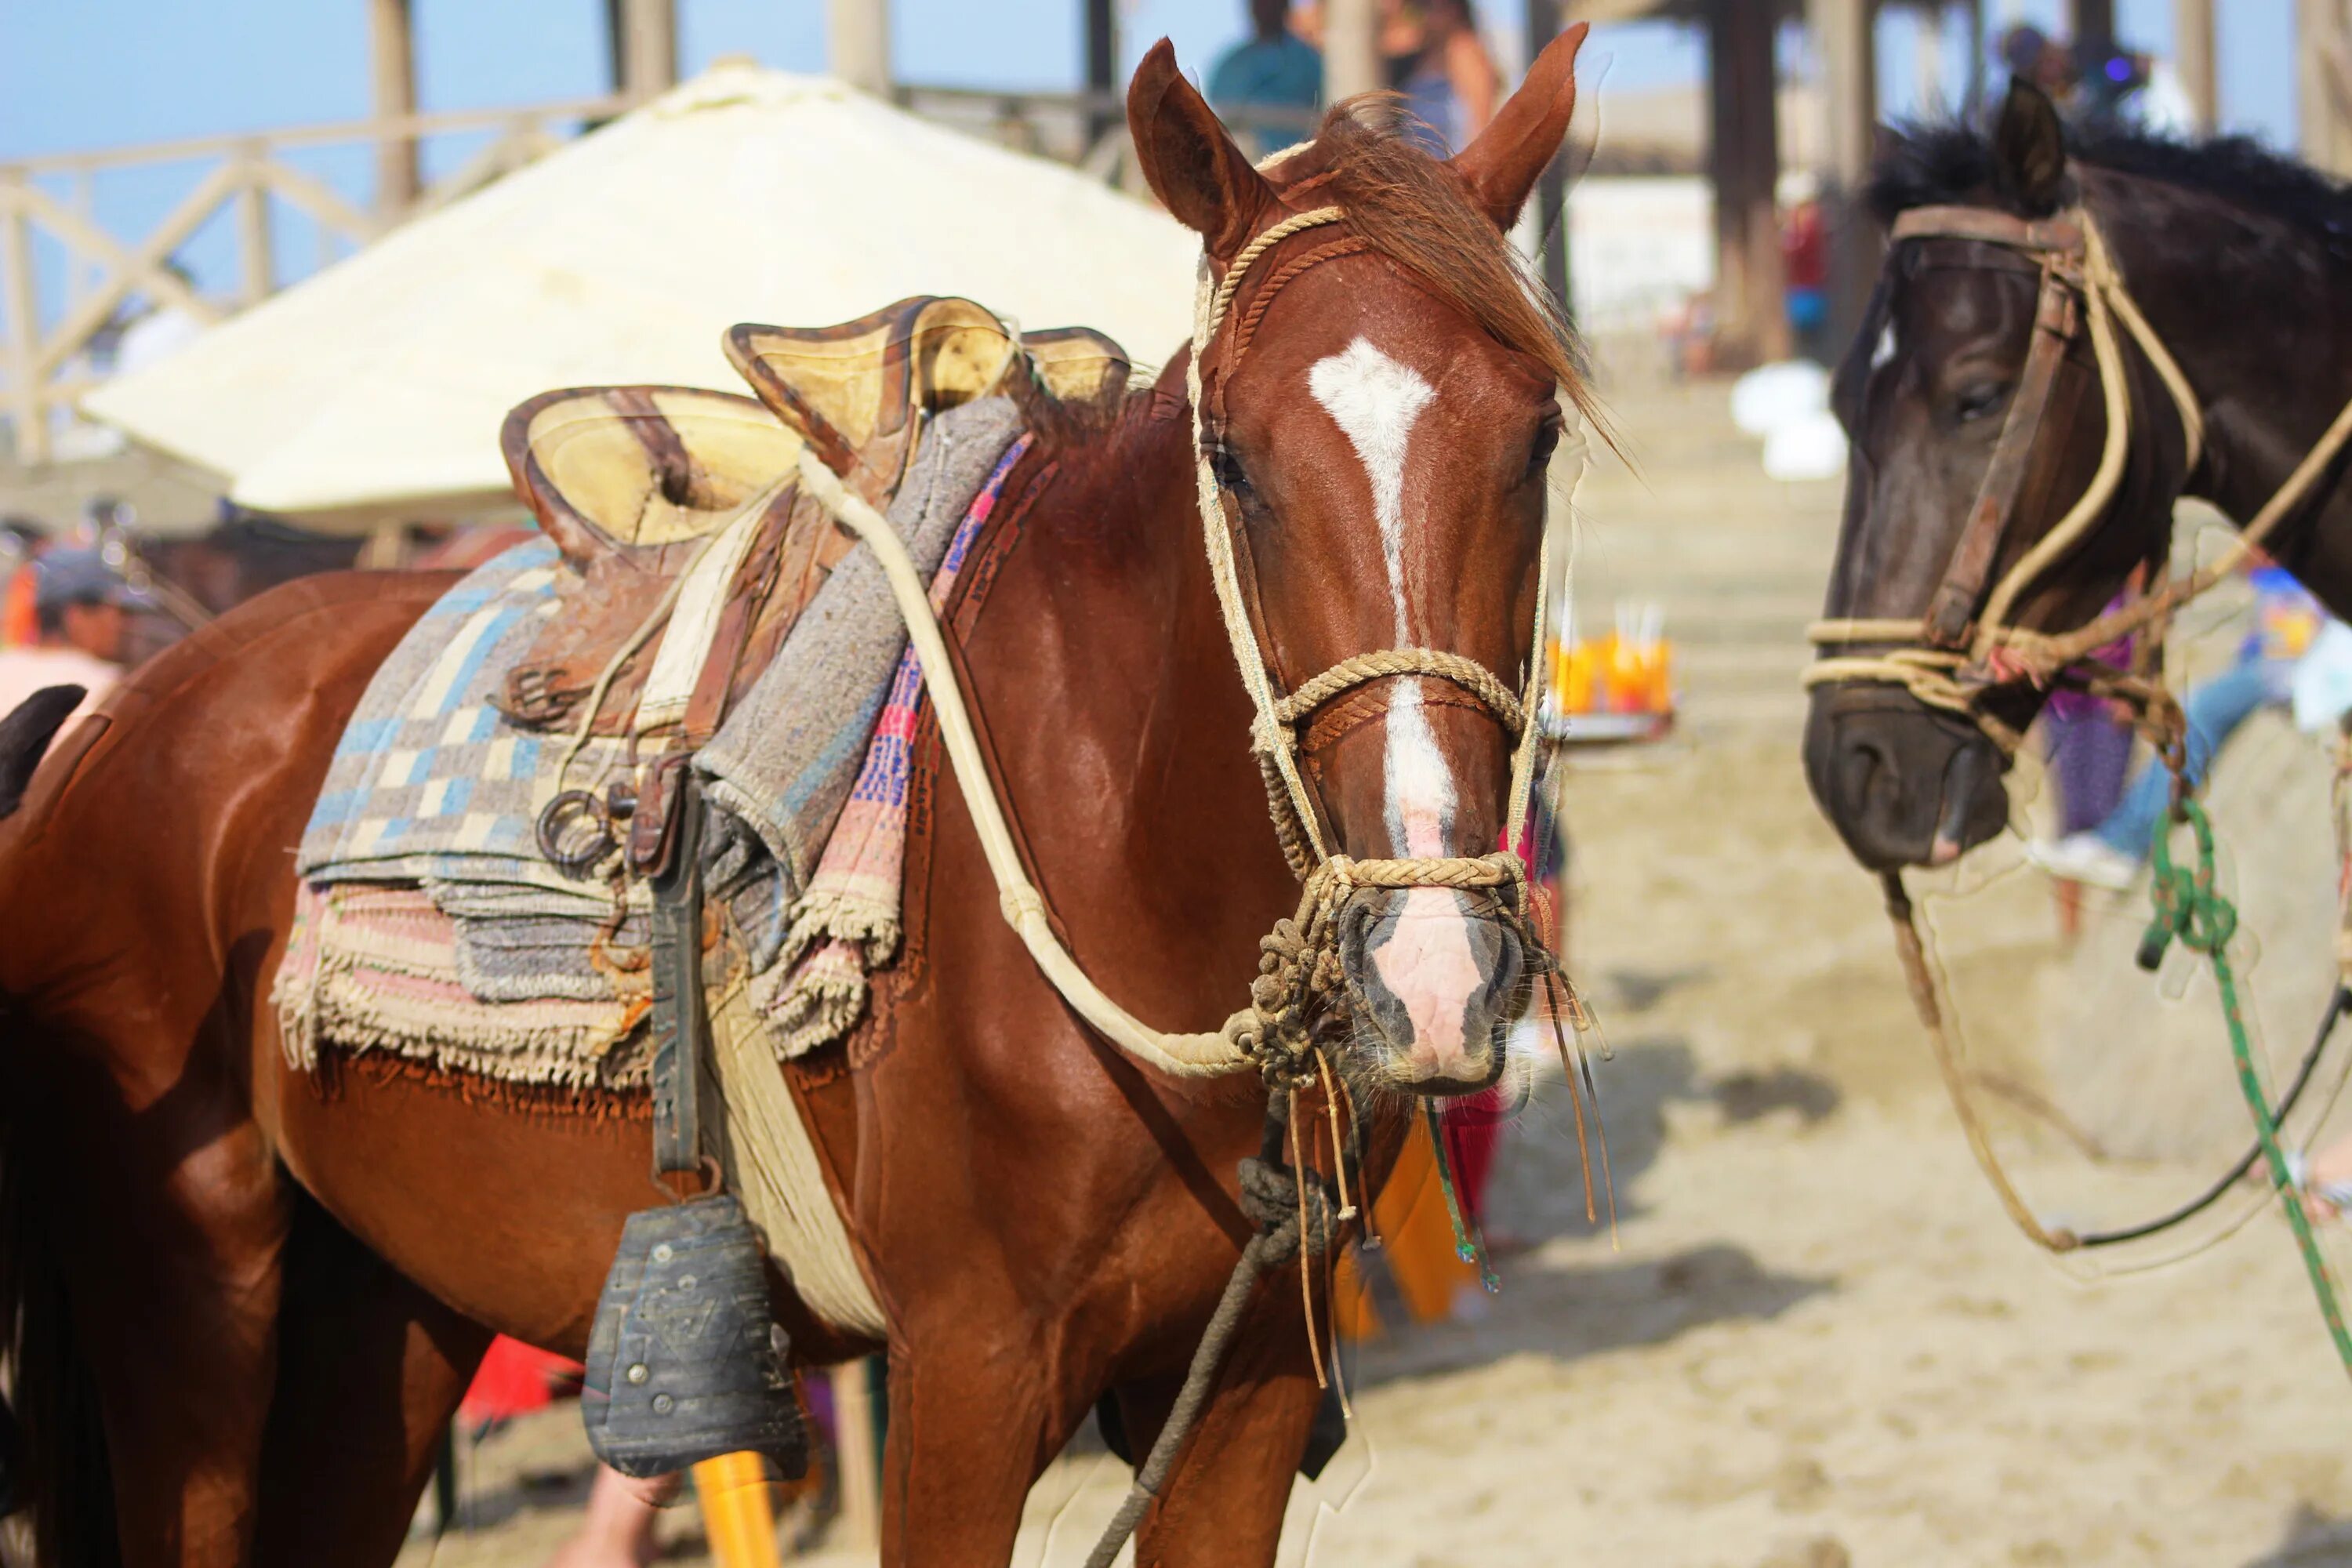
[
  {"xmin": 1803, "ymin": 688, "xmax": 2009, "ymax": 870},
  {"xmin": 1338, "ymin": 886, "xmax": 1522, "ymax": 1091}
]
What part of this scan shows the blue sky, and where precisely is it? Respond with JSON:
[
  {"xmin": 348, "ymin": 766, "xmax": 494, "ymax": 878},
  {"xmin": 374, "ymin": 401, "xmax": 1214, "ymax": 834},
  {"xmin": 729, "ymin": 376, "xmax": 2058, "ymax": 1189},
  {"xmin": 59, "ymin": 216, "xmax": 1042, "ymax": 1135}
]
[{"xmin": 0, "ymin": 0, "xmax": 2302, "ymax": 311}]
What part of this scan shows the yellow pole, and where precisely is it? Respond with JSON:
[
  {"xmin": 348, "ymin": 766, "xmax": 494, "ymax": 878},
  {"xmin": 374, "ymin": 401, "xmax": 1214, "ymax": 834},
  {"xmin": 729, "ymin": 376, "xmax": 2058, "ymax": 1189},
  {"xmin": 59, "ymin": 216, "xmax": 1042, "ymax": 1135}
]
[{"xmin": 691, "ymin": 1452, "xmax": 782, "ymax": 1568}]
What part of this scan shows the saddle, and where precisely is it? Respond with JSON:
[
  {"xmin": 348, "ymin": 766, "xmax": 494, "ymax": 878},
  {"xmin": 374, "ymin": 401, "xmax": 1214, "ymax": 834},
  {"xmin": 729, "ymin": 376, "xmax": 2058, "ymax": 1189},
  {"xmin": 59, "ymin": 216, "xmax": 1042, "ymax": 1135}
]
[{"xmin": 494, "ymin": 296, "xmax": 1127, "ymax": 742}]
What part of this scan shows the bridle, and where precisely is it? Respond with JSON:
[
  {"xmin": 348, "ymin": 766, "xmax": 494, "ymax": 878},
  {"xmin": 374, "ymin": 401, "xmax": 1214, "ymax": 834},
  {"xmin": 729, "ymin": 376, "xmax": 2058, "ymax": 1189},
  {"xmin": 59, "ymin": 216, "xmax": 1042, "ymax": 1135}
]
[
  {"xmin": 1805, "ymin": 201, "xmax": 2352, "ymax": 1260},
  {"xmin": 1806, "ymin": 202, "xmax": 2219, "ymax": 753}
]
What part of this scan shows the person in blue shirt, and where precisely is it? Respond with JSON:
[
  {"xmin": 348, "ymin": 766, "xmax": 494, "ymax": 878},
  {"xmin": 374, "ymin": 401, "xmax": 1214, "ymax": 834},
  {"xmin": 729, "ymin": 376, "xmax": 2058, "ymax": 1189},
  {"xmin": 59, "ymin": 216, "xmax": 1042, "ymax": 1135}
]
[
  {"xmin": 2031, "ymin": 566, "xmax": 2330, "ymax": 891},
  {"xmin": 1209, "ymin": 0, "xmax": 1323, "ymax": 159}
]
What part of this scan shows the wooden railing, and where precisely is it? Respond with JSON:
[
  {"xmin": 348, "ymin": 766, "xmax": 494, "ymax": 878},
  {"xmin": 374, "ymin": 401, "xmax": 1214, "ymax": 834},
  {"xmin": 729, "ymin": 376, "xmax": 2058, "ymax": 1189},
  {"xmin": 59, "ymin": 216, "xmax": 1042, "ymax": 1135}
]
[{"xmin": 0, "ymin": 93, "xmax": 626, "ymax": 466}]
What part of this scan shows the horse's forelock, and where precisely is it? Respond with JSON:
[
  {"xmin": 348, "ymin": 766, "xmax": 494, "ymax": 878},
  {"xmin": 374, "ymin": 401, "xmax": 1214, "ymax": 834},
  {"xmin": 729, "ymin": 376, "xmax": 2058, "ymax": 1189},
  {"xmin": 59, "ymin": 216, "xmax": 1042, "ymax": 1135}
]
[{"xmin": 1297, "ymin": 105, "xmax": 1598, "ymax": 427}]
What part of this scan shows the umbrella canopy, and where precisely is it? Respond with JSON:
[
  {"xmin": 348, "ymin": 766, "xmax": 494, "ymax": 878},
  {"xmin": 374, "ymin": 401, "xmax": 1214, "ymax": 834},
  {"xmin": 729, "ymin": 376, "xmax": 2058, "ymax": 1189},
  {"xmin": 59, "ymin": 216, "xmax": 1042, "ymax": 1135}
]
[{"xmin": 82, "ymin": 66, "xmax": 1201, "ymax": 526}]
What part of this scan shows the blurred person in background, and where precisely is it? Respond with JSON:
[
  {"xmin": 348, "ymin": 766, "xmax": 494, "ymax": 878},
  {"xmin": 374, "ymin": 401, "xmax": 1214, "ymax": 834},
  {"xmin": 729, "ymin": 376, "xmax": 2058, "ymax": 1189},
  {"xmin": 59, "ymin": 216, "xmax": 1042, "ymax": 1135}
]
[
  {"xmin": 0, "ymin": 519, "xmax": 46, "ymax": 648},
  {"xmin": 0, "ymin": 546, "xmax": 149, "ymax": 720},
  {"xmin": 1779, "ymin": 170, "xmax": 1829, "ymax": 361},
  {"xmin": 2030, "ymin": 565, "xmax": 2328, "ymax": 891},
  {"xmin": 1999, "ymin": 24, "xmax": 2078, "ymax": 106},
  {"xmin": 1209, "ymin": 0, "xmax": 1322, "ymax": 158},
  {"xmin": 1387, "ymin": 0, "xmax": 1499, "ymax": 154}
]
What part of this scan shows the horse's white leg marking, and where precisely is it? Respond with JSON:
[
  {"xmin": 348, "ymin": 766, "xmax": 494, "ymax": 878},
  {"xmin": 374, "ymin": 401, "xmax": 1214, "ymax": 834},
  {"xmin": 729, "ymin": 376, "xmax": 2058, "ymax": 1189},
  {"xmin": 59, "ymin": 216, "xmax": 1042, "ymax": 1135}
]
[{"xmin": 1310, "ymin": 336, "xmax": 1483, "ymax": 1074}]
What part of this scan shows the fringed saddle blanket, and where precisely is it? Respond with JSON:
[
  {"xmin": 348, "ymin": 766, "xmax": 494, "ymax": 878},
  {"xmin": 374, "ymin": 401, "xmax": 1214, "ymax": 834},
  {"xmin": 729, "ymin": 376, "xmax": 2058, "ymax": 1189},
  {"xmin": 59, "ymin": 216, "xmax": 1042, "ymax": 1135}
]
[{"xmin": 274, "ymin": 403, "xmax": 1029, "ymax": 1093}]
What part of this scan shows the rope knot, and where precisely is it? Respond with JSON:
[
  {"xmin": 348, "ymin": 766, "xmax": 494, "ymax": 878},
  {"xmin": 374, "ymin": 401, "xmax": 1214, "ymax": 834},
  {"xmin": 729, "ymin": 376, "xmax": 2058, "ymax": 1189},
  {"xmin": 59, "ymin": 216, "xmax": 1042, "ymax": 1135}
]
[
  {"xmin": 998, "ymin": 884, "xmax": 1047, "ymax": 929},
  {"xmin": 1237, "ymin": 1156, "xmax": 1338, "ymax": 1265},
  {"xmin": 2139, "ymin": 798, "xmax": 2239, "ymax": 970}
]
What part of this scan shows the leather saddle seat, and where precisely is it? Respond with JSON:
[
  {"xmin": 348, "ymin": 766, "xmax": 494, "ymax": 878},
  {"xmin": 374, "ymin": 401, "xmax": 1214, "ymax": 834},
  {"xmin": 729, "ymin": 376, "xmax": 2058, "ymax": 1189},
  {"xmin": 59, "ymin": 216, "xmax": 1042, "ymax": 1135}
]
[{"xmin": 495, "ymin": 296, "xmax": 1127, "ymax": 740}]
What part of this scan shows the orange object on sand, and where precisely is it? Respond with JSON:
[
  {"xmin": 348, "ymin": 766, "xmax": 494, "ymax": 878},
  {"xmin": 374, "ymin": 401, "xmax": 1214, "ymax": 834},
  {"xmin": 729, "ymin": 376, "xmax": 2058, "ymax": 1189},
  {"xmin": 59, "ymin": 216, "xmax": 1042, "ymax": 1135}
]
[
  {"xmin": 693, "ymin": 1451, "xmax": 783, "ymax": 1568},
  {"xmin": 1336, "ymin": 1117, "xmax": 1479, "ymax": 1338}
]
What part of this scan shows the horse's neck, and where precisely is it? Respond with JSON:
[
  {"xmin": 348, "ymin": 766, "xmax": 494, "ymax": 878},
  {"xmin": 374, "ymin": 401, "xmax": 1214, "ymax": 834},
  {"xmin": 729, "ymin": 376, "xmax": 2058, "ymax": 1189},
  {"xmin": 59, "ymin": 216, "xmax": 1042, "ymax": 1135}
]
[
  {"xmin": 980, "ymin": 394, "xmax": 1290, "ymax": 967},
  {"xmin": 2103, "ymin": 175, "xmax": 2352, "ymax": 613}
]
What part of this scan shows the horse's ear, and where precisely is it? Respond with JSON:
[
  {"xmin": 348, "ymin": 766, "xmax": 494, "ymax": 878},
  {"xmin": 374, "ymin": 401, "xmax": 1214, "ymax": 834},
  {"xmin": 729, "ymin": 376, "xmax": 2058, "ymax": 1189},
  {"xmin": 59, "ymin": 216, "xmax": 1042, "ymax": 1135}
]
[
  {"xmin": 1448, "ymin": 22, "xmax": 1589, "ymax": 228},
  {"xmin": 1127, "ymin": 38, "xmax": 1279, "ymax": 263},
  {"xmin": 1992, "ymin": 79, "xmax": 2069, "ymax": 214}
]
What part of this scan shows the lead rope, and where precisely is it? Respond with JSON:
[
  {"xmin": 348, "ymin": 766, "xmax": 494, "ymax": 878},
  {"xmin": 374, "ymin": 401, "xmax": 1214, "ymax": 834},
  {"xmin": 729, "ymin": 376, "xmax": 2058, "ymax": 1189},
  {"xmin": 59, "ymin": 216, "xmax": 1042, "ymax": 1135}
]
[{"xmin": 2140, "ymin": 796, "xmax": 2352, "ymax": 1380}]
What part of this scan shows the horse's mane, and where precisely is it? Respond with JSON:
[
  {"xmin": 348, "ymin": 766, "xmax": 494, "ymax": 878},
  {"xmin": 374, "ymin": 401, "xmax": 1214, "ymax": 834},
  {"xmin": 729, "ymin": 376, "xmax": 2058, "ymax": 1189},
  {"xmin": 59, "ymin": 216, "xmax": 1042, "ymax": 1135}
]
[
  {"xmin": 1869, "ymin": 120, "xmax": 2352, "ymax": 260},
  {"xmin": 1017, "ymin": 100, "xmax": 1597, "ymax": 446}
]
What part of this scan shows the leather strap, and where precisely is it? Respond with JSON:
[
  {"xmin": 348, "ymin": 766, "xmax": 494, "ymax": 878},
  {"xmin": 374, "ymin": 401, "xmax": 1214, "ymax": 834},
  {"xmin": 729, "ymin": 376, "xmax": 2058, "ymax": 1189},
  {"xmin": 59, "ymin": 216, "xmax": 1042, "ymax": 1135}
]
[
  {"xmin": 679, "ymin": 484, "xmax": 798, "ymax": 746},
  {"xmin": 1922, "ymin": 260, "xmax": 2082, "ymax": 647},
  {"xmin": 1891, "ymin": 205, "xmax": 2085, "ymax": 253},
  {"xmin": 648, "ymin": 765, "xmax": 710, "ymax": 1183}
]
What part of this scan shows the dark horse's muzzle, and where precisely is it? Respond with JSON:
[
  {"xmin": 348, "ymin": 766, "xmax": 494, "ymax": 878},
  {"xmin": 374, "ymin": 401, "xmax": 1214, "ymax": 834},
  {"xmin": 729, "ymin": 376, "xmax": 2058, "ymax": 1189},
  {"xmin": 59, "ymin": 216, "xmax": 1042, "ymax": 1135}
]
[
  {"xmin": 1338, "ymin": 887, "xmax": 1523, "ymax": 1092},
  {"xmin": 1803, "ymin": 686, "xmax": 2010, "ymax": 870}
]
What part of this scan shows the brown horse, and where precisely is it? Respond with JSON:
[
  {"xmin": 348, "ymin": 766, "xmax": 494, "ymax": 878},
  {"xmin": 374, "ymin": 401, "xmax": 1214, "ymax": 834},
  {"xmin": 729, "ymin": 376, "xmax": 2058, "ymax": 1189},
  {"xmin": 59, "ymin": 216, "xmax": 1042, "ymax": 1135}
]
[
  {"xmin": 0, "ymin": 31, "xmax": 1591, "ymax": 1567},
  {"xmin": 1806, "ymin": 82, "xmax": 2352, "ymax": 866}
]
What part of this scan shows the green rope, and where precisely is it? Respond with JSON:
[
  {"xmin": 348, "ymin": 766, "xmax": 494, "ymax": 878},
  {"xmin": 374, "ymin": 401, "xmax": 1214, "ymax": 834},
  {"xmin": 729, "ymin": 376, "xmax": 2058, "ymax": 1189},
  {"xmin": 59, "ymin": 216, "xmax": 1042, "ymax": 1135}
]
[
  {"xmin": 1422, "ymin": 1102, "xmax": 1498, "ymax": 1294},
  {"xmin": 2140, "ymin": 797, "xmax": 2352, "ymax": 1380}
]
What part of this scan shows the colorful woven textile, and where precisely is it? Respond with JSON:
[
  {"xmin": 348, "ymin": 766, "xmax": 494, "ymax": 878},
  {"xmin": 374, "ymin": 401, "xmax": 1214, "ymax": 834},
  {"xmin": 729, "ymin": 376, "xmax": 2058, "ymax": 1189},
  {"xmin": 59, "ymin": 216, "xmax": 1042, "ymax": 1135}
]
[
  {"xmin": 756, "ymin": 433, "xmax": 1031, "ymax": 1053},
  {"xmin": 276, "ymin": 405, "xmax": 1032, "ymax": 1083},
  {"xmin": 277, "ymin": 880, "xmax": 648, "ymax": 1089}
]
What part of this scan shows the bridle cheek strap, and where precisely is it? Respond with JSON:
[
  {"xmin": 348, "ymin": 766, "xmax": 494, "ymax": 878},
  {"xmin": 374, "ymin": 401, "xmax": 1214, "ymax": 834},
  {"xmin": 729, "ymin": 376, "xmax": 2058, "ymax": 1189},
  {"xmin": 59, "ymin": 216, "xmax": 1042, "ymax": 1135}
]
[{"xmin": 1921, "ymin": 249, "xmax": 2081, "ymax": 648}]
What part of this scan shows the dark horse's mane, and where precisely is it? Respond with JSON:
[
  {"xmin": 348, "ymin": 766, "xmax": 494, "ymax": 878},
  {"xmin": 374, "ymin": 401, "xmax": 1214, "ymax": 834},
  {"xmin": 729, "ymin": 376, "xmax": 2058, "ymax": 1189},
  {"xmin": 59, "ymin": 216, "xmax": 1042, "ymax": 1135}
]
[
  {"xmin": 1868, "ymin": 119, "xmax": 2352, "ymax": 263},
  {"xmin": 1016, "ymin": 98, "xmax": 1595, "ymax": 448}
]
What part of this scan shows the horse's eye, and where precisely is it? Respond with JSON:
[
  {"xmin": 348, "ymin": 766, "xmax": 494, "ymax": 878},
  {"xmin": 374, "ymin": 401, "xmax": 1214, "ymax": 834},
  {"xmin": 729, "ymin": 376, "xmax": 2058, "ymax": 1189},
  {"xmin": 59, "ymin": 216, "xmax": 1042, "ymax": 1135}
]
[
  {"xmin": 1526, "ymin": 412, "xmax": 1563, "ymax": 478},
  {"xmin": 1210, "ymin": 441, "xmax": 1254, "ymax": 497},
  {"xmin": 1955, "ymin": 383, "xmax": 2009, "ymax": 423}
]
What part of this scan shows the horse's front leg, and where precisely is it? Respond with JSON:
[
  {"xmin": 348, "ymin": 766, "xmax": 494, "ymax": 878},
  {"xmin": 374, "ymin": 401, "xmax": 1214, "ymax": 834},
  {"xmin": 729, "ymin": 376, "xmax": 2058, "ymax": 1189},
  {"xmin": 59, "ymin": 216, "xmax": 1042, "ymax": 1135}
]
[
  {"xmin": 879, "ymin": 1316, "xmax": 1062, "ymax": 1567},
  {"xmin": 1123, "ymin": 1279, "xmax": 1323, "ymax": 1568}
]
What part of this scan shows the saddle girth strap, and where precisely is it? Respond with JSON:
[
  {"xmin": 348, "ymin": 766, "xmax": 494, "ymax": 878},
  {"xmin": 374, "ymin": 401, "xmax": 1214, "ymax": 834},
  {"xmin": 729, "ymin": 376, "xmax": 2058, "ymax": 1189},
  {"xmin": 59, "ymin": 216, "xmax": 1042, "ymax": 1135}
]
[{"xmin": 648, "ymin": 764, "xmax": 710, "ymax": 1184}]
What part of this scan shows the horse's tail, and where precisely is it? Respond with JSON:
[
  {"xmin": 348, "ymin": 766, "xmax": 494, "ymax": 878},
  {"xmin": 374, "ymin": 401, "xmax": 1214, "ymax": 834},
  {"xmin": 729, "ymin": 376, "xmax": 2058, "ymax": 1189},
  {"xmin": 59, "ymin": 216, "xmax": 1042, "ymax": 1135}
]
[{"xmin": 0, "ymin": 684, "xmax": 118, "ymax": 1566}]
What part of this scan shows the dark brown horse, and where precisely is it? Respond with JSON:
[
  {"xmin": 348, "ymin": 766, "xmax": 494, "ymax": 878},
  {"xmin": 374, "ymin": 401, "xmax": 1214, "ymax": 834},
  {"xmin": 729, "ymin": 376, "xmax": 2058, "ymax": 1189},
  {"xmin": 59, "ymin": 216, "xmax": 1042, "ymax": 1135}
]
[
  {"xmin": 1806, "ymin": 83, "xmax": 2352, "ymax": 867},
  {"xmin": 0, "ymin": 32, "xmax": 1591, "ymax": 1567}
]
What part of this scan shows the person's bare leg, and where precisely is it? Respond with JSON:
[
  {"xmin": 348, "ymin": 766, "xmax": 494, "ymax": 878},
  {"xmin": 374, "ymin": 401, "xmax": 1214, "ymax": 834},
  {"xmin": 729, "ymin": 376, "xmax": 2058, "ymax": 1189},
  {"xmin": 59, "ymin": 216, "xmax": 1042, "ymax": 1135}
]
[{"xmin": 546, "ymin": 1467, "xmax": 684, "ymax": 1568}]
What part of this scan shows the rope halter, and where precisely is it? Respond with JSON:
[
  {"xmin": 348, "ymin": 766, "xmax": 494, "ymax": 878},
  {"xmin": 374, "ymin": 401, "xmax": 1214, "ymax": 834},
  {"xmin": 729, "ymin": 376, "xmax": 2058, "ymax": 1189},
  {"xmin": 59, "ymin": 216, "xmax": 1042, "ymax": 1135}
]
[{"xmin": 1185, "ymin": 204, "xmax": 1550, "ymax": 939}]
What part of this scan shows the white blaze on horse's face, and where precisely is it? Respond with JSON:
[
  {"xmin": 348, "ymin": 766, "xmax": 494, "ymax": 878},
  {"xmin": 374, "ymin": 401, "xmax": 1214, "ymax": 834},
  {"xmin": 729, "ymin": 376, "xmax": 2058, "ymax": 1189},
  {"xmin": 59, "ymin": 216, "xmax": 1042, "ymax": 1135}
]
[{"xmin": 1309, "ymin": 335, "xmax": 1488, "ymax": 1079}]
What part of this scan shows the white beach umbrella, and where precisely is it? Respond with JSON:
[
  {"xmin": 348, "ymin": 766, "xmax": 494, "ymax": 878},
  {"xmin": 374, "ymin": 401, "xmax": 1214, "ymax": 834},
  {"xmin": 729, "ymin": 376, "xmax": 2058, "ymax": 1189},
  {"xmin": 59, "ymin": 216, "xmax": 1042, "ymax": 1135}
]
[{"xmin": 82, "ymin": 65, "xmax": 1200, "ymax": 526}]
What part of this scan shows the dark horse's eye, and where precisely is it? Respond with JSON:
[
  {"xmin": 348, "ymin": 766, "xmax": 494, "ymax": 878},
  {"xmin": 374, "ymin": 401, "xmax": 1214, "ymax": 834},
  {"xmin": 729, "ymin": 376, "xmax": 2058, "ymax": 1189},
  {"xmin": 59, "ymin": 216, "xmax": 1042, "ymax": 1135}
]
[{"xmin": 1955, "ymin": 383, "xmax": 2009, "ymax": 424}]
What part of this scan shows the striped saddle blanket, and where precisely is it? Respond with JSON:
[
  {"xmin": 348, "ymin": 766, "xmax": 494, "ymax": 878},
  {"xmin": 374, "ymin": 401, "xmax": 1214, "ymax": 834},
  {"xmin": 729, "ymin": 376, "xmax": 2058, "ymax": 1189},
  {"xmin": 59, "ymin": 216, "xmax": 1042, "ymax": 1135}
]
[{"xmin": 274, "ymin": 401, "xmax": 1029, "ymax": 1092}]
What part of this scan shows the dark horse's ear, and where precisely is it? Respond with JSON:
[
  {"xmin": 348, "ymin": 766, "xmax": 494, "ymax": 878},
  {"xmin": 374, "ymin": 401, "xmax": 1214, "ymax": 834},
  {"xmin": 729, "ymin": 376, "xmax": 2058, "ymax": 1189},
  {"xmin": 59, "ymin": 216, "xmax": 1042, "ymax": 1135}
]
[
  {"xmin": 1449, "ymin": 22, "xmax": 1589, "ymax": 228},
  {"xmin": 1992, "ymin": 79, "xmax": 2069, "ymax": 215},
  {"xmin": 1127, "ymin": 38, "xmax": 1279, "ymax": 263}
]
